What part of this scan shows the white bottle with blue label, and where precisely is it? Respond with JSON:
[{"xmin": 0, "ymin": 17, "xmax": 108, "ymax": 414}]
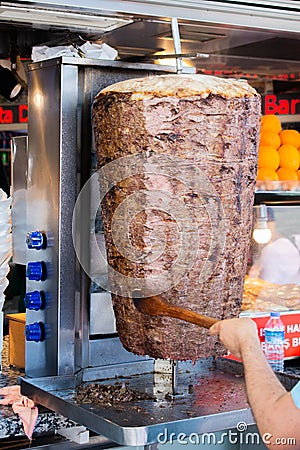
[{"xmin": 264, "ymin": 311, "xmax": 285, "ymax": 372}]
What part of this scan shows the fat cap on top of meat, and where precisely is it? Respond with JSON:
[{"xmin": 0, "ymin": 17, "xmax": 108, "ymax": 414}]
[{"xmin": 96, "ymin": 74, "xmax": 259, "ymax": 101}]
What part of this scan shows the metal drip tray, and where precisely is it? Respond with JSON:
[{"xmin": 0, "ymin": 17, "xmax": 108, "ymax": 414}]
[{"xmin": 20, "ymin": 357, "xmax": 299, "ymax": 446}]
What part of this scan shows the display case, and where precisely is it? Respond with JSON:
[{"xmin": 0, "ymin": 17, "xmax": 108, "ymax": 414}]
[{"xmin": 243, "ymin": 192, "xmax": 300, "ymax": 359}]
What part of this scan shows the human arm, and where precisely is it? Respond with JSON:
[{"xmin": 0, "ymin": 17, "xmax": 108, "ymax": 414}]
[{"xmin": 209, "ymin": 318, "xmax": 300, "ymax": 449}]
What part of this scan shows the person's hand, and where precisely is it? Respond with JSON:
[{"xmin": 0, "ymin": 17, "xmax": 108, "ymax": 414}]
[{"xmin": 209, "ymin": 317, "xmax": 260, "ymax": 360}]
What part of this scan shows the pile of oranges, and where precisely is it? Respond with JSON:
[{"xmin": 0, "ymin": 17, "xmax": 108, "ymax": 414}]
[{"xmin": 257, "ymin": 115, "xmax": 300, "ymax": 187}]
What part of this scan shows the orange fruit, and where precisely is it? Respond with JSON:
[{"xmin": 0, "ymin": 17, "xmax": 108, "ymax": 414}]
[
  {"xmin": 260, "ymin": 131, "xmax": 281, "ymax": 149},
  {"xmin": 258, "ymin": 145, "xmax": 280, "ymax": 170},
  {"xmin": 277, "ymin": 167, "xmax": 298, "ymax": 181},
  {"xmin": 257, "ymin": 167, "xmax": 279, "ymax": 181},
  {"xmin": 297, "ymin": 170, "xmax": 300, "ymax": 181},
  {"xmin": 261, "ymin": 115, "xmax": 282, "ymax": 134},
  {"xmin": 278, "ymin": 144, "xmax": 300, "ymax": 170},
  {"xmin": 280, "ymin": 129, "xmax": 300, "ymax": 148}
]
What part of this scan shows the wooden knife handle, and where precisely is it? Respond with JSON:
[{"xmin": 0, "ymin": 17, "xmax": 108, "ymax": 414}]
[{"xmin": 166, "ymin": 305, "xmax": 219, "ymax": 329}]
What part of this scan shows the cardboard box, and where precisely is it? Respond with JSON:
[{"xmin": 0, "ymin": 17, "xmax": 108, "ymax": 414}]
[{"xmin": 7, "ymin": 313, "xmax": 26, "ymax": 369}]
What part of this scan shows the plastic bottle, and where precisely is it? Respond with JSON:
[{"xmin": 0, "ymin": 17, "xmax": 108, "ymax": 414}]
[{"xmin": 264, "ymin": 311, "xmax": 285, "ymax": 372}]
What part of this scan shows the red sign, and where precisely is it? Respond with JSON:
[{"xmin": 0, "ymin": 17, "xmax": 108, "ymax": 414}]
[
  {"xmin": 0, "ymin": 104, "xmax": 28, "ymax": 124},
  {"xmin": 262, "ymin": 94, "xmax": 300, "ymax": 115},
  {"xmin": 252, "ymin": 312, "xmax": 300, "ymax": 359},
  {"xmin": 226, "ymin": 312, "xmax": 300, "ymax": 361}
]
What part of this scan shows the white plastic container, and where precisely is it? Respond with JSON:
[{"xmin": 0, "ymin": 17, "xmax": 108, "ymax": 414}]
[
  {"xmin": 0, "ymin": 188, "xmax": 12, "ymax": 372},
  {"xmin": 0, "ymin": 310, "xmax": 2, "ymax": 373}
]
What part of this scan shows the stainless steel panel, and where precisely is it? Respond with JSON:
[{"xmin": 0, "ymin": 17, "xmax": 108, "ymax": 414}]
[
  {"xmin": 58, "ymin": 64, "xmax": 78, "ymax": 376},
  {"xmin": 28, "ymin": 56, "xmax": 193, "ymax": 73},
  {"xmin": 88, "ymin": 338, "xmax": 148, "ymax": 367},
  {"xmin": 26, "ymin": 58, "xmax": 187, "ymax": 379},
  {"xmin": 26, "ymin": 61, "xmax": 78, "ymax": 377},
  {"xmin": 3, "ymin": 1, "xmax": 300, "ymax": 33},
  {"xmin": 0, "ymin": 2, "xmax": 133, "ymax": 32},
  {"xmin": 2, "ymin": 1, "xmax": 300, "ymax": 82},
  {"xmin": 71, "ymin": 59, "xmax": 181, "ymax": 374},
  {"xmin": 21, "ymin": 357, "xmax": 300, "ymax": 445},
  {"xmin": 90, "ymin": 292, "xmax": 116, "ymax": 335},
  {"xmin": 26, "ymin": 62, "xmax": 60, "ymax": 377},
  {"xmin": 82, "ymin": 359, "xmax": 154, "ymax": 383},
  {"xmin": 21, "ymin": 358, "xmax": 257, "ymax": 446}
]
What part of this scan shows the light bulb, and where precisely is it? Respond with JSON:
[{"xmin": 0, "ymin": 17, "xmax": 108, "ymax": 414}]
[
  {"xmin": 252, "ymin": 204, "xmax": 273, "ymax": 244},
  {"xmin": 10, "ymin": 83, "xmax": 23, "ymax": 100},
  {"xmin": 252, "ymin": 227, "xmax": 272, "ymax": 244}
]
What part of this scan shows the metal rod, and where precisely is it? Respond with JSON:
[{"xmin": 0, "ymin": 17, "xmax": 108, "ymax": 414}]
[
  {"xmin": 144, "ymin": 445, "xmax": 158, "ymax": 450},
  {"xmin": 171, "ymin": 17, "xmax": 183, "ymax": 74},
  {"xmin": 149, "ymin": 52, "xmax": 209, "ymax": 60},
  {"xmin": 171, "ymin": 359, "xmax": 179, "ymax": 395}
]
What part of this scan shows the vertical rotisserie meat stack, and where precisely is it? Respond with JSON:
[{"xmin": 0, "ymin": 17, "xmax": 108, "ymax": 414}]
[{"xmin": 93, "ymin": 74, "xmax": 261, "ymax": 361}]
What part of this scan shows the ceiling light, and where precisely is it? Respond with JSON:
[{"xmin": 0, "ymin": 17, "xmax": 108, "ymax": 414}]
[{"xmin": 0, "ymin": 65, "xmax": 23, "ymax": 102}]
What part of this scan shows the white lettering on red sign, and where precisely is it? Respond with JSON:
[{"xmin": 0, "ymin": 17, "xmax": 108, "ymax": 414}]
[
  {"xmin": 287, "ymin": 323, "xmax": 300, "ymax": 333},
  {"xmin": 292, "ymin": 337, "xmax": 300, "ymax": 347}
]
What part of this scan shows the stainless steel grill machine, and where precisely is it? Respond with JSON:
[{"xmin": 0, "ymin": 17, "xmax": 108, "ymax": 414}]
[
  {"xmin": 1, "ymin": 0, "xmax": 297, "ymax": 446},
  {"xmin": 14, "ymin": 57, "xmax": 299, "ymax": 448}
]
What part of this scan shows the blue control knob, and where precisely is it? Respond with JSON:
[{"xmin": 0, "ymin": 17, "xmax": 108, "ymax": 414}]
[
  {"xmin": 26, "ymin": 231, "xmax": 46, "ymax": 250},
  {"xmin": 24, "ymin": 291, "xmax": 45, "ymax": 310},
  {"xmin": 26, "ymin": 261, "xmax": 47, "ymax": 281},
  {"xmin": 25, "ymin": 322, "xmax": 45, "ymax": 342}
]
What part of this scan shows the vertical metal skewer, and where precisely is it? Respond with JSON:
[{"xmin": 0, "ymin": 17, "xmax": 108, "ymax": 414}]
[
  {"xmin": 171, "ymin": 359, "xmax": 179, "ymax": 396},
  {"xmin": 171, "ymin": 17, "xmax": 183, "ymax": 74}
]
